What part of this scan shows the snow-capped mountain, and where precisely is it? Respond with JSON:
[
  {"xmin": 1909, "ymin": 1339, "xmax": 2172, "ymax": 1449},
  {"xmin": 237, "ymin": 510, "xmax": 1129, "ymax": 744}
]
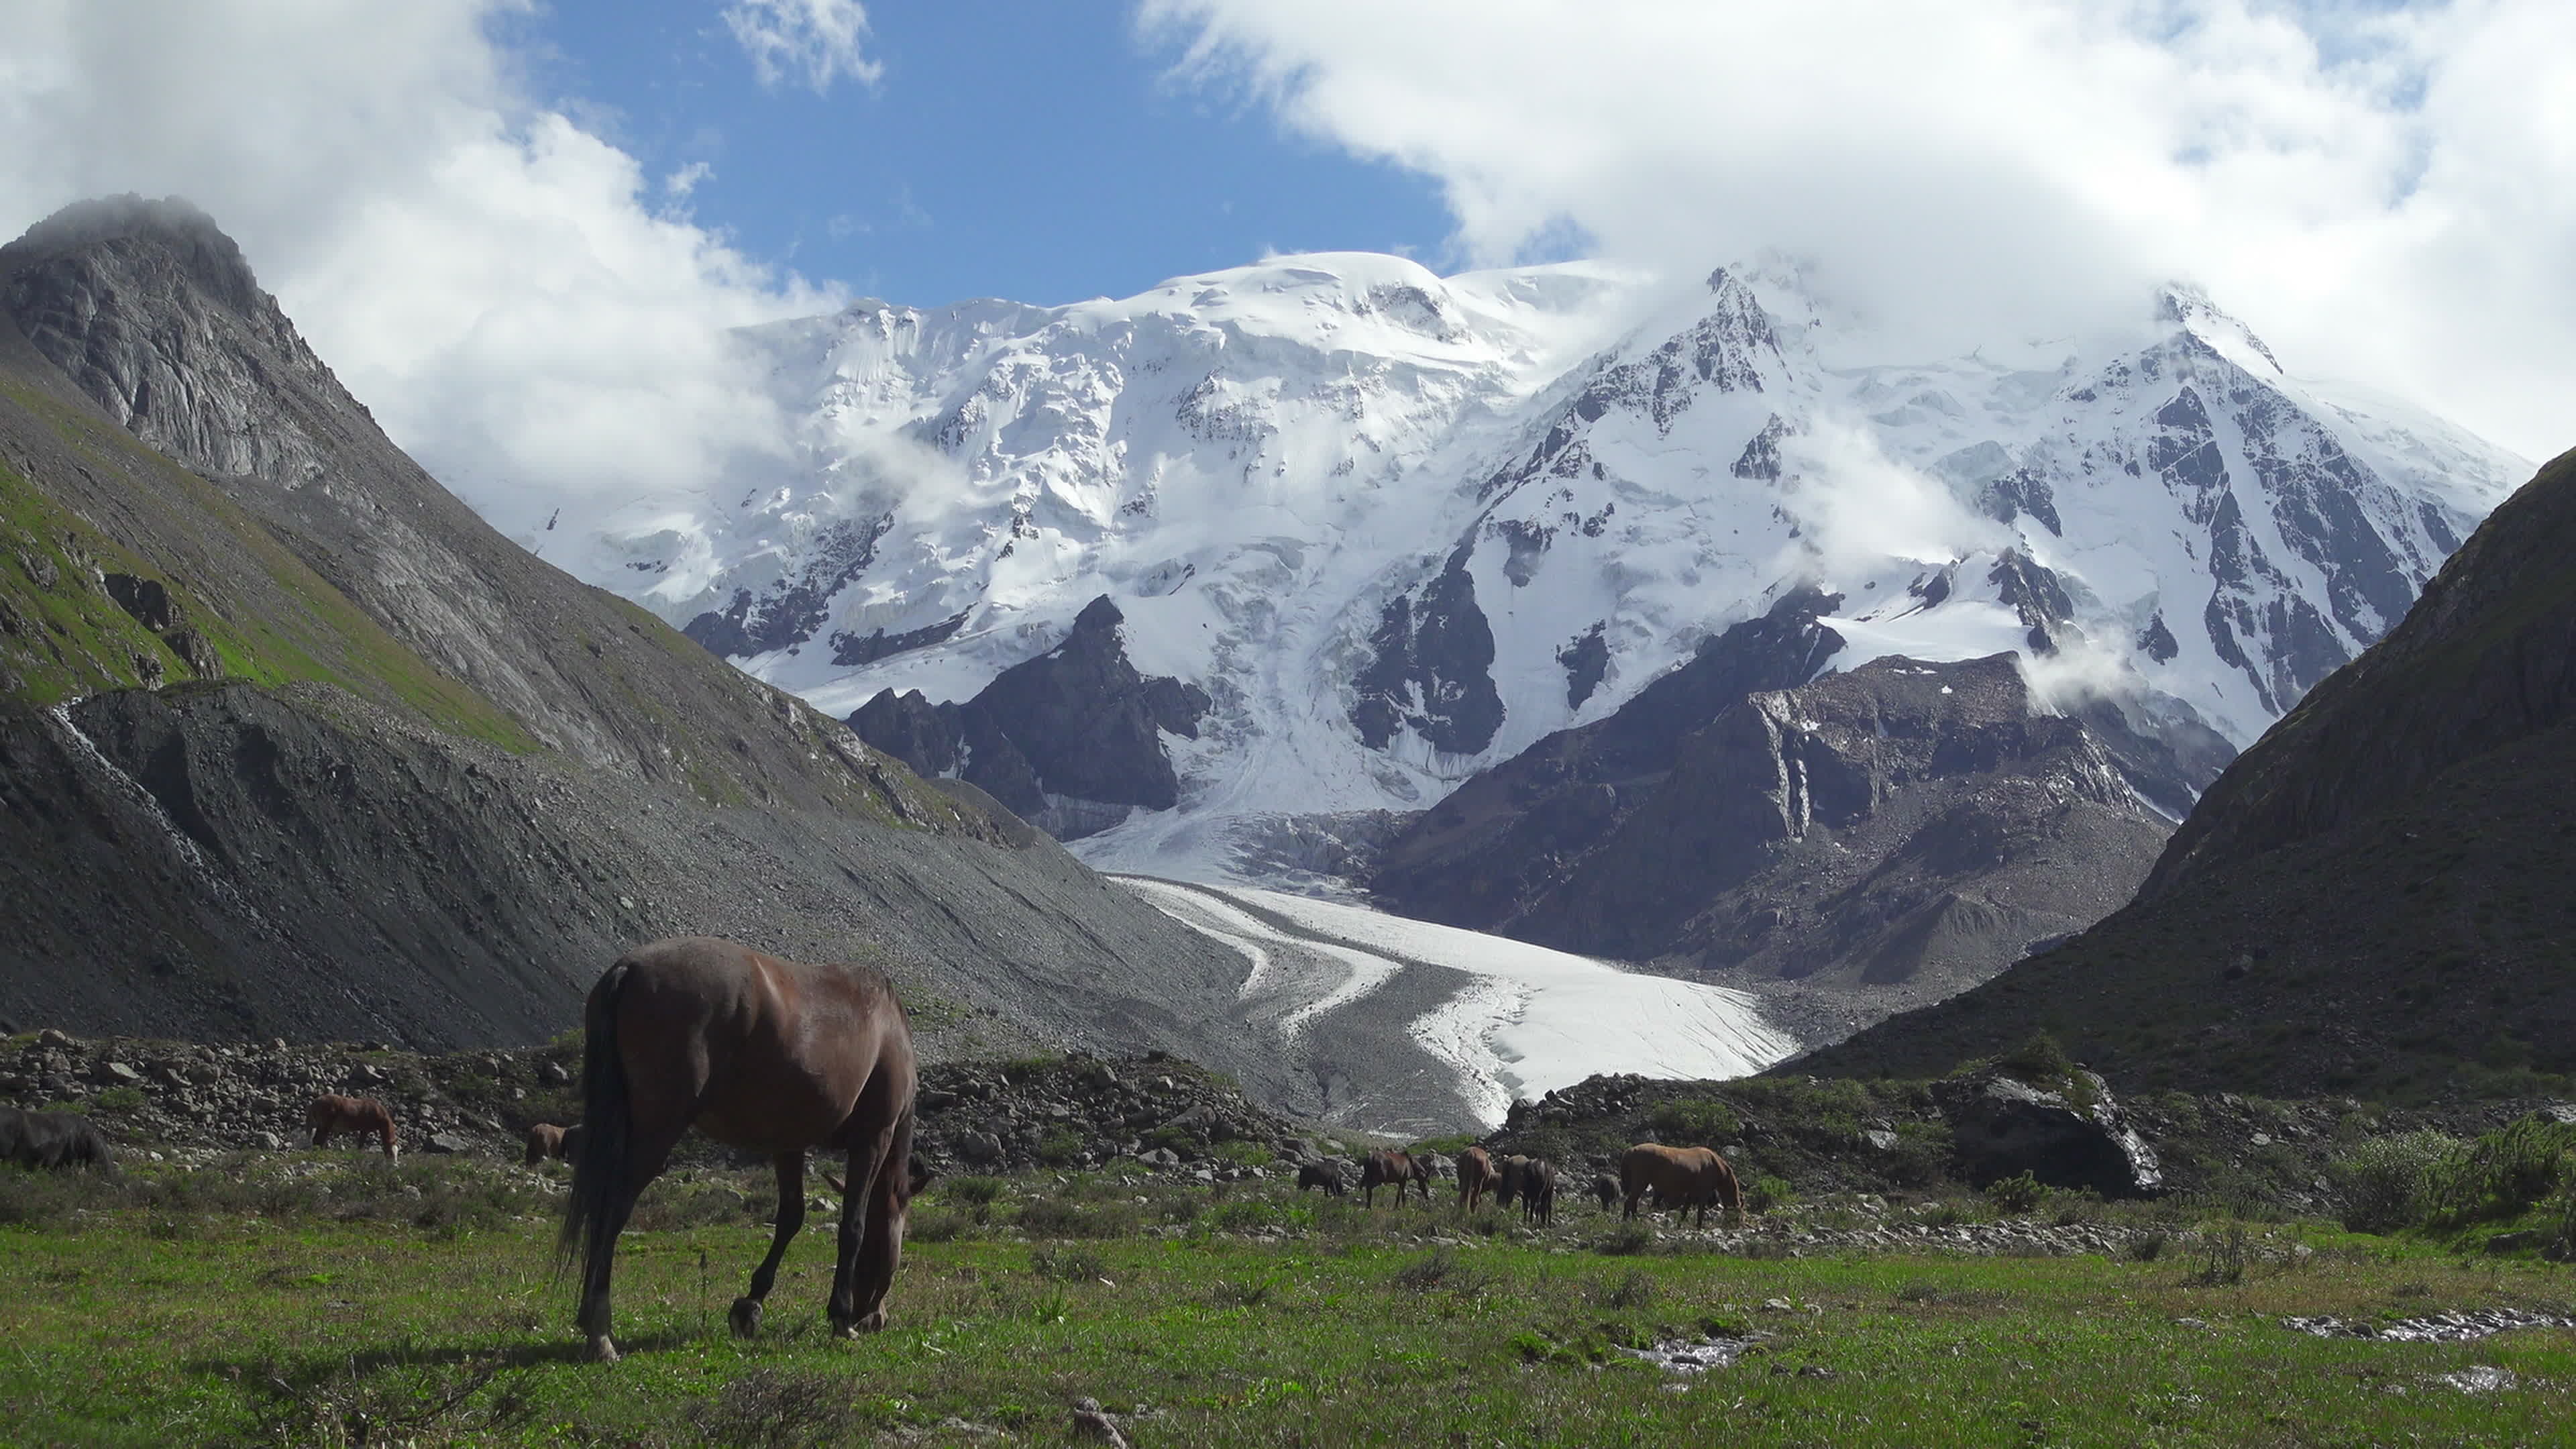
[{"xmin": 521, "ymin": 254, "xmax": 2528, "ymax": 881}]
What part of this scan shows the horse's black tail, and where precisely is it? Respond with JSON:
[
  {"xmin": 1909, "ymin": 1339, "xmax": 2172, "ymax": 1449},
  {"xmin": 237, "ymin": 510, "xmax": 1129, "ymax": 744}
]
[{"xmin": 556, "ymin": 961, "xmax": 633, "ymax": 1279}]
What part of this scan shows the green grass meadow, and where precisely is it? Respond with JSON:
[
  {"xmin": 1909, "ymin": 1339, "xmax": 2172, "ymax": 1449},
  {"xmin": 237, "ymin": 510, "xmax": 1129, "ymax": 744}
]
[{"xmin": 3, "ymin": 1159, "xmax": 2574, "ymax": 1446}]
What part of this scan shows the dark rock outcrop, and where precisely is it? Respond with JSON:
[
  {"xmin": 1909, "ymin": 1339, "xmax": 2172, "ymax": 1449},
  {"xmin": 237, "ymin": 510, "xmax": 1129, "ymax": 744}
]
[
  {"xmin": 1350, "ymin": 543, "xmax": 1503, "ymax": 755},
  {"xmin": 847, "ymin": 595, "xmax": 1211, "ymax": 840},
  {"xmin": 1800, "ymin": 447, "xmax": 2576, "ymax": 1099},
  {"xmin": 1370, "ymin": 588, "xmax": 1845, "ymax": 931},
  {"xmin": 1930, "ymin": 1065, "xmax": 2161, "ymax": 1197}
]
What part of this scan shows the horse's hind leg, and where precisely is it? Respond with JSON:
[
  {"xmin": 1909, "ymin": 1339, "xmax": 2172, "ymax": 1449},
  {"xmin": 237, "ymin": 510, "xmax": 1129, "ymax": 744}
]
[
  {"xmin": 839, "ymin": 1110, "xmax": 914, "ymax": 1335},
  {"xmin": 730, "ymin": 1153, "xmax": 806, "ymax": 1337},
  {"xmin": 576, "ymin": 1124, "xmax": 687, "ymax": 1363}
]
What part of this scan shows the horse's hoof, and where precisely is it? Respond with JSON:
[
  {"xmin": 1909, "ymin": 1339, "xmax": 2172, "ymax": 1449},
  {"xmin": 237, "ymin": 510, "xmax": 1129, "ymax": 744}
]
[
  {"xmin": 729, "ymin": 1297, "xmax": 764, "ymax": 1337},
  {"xmin": 586, "ymin": 1334, "xmax": 621, "ymax": 1364}
]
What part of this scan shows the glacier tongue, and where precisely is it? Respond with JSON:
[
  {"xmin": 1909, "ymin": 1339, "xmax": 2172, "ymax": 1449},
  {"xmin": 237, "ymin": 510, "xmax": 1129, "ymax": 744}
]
[{"xmin": 492, "ymin": 252, "xmax": 2530, "ymax": 885}]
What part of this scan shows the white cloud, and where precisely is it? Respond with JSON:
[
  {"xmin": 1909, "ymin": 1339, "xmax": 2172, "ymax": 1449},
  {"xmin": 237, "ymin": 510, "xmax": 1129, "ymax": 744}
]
[
  {"xmin": 723, "ymin": 0, "xmax": 882, "ymax": 95},
  {"xmin": 0, "ymin": 0, "xmax": 841, "ymax": 542},
  {"xmin": 1776, "ymin": 419, "xmax": 2010, "ymax": 582},
  {"xmin": 1142, "ymin": 0, "xmax": 2576, "ymax": 462}
]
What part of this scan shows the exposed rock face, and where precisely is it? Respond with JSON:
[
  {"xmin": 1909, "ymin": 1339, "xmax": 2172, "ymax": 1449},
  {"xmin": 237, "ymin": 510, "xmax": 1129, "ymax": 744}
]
[
  {"xmin": 0, "ymin": 198, "xmax": 1269, "ymax": 1087},
  {"xmin": 1513, "ymin": 655, "xmax": 2171, "ymax": 1040},
  {"xmin": 1801, "ymin": 447, "xmax": 2576, "ymax": 1098},
  {"xmin": 1370, "ymin": 589, "xmax": 1845, "ymax": 931},
  {"xmin": 1374, "ymin": 592, "xmax": 2179, "ymax": 1042},
  {"xmin": 1930, "ymin": 1066, "xmax": 2161, "ymax": 1197},
  {"xmin": 684, "ymin": 512, "xmax": 894, "ymax": 659},
  {"xmin": 1350, "ymin": 543, "xmax": 1503, "ymax": 755},
  {"xmin": 847, "ymin": 595, "xmax": 1211, "ymax": 839}
]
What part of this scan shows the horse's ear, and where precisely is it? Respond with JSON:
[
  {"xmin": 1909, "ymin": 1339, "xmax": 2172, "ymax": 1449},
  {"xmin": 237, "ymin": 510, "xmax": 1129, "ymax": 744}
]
[{"xmin": 908, "ymin": 1157, "xmax": 939, "ymax": 1196}]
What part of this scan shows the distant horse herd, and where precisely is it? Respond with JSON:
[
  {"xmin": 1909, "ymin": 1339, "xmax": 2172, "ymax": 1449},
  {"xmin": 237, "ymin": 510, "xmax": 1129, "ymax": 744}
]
[
  {"xmin": 1299, "ymin": 1138, "xmax": 1739, "ymax": 1230},
  {"xmin": 8, "ymin": 934, "xmax": 1757, "ymax": 1363}
]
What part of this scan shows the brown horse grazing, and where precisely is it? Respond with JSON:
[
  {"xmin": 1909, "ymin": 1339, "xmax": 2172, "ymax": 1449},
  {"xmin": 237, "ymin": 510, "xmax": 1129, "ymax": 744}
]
[
  {"xmin": 1619, "ymin": 1143, "xmax": 1743, "ymax": 1228},
  {"xmin": 1495, "ymin": 1155, "xmax": 1558, "ymax": 1225},
  {"xmin": 0, "ymin": 1106, "xmax": 119, "ymax": 1173},
  {"xmin": 1358, "ymin": 1149, "xmax": 1432, "ymax": 1208},
  {"xmin": 1295, "ymin": 1161, "xmax": 1348, "ymax": 1197},
  {"xmin": 1589, "ymin": 1173, "xmax": 1621, "ymax": 1212},
  {"xmin": 523, "ymin": 1122, "xmax": 571, "ymax": 1166},
  {"xmin": 306, "ymin": 1095, "xmax": 398, "ymax": 1159},
  {"xmin": 1456, "ymin": 1146, "xmax": 1497, "ymax": 1212},
  {"xmin": 559, "ymin": 937, "xmax": 920, "ymax": 1363}
]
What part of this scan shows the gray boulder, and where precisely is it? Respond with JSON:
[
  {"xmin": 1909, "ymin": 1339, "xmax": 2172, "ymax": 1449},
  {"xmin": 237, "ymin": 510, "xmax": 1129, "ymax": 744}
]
[{"xmin": 1931, "ymin": 1065, "xmax": 2161, "ymax": 1197}]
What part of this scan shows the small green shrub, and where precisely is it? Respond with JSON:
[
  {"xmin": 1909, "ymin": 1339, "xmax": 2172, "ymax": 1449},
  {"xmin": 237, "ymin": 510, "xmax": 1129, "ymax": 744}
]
[
  {"xmin": 2422, "ymin": 1115, "xmax": 2576, "ymax": 1230},
  {"xmin": 1590, "ymin": 1269, "xmax": 1658, "ymax": 1309},
  {"xmin": 1745, "ymin": 1174, "xmax": 1796, "ymax": 1214},
  {"xmin": 906, "ymin": 1205, "xmax": 970, "ymax": 1242},
  {"xmin": 1035, "ymin": 1130, "xmax": 1085, "ymax": 1169},
  {"xmin": 2328, "ymin": 1130, "xmax": 2458, "ymax": 1233},
  {"xmin": 1213, "ymin": 1140, "xmax": 1275, "ymax": 1169},
  {"xmin": 1390, "ymin": 1248, "xmax": 1489, "ymax": 1294},
  {"xmin": 91, "ymin": 1086, "xmax": 145, "ymax": 1112},
  {"xmin": 942, "ymin": 1176, "xmax": 1007, "ymax": 1206},
  {"xmin": 1591, "ymin": 1222, "xmax": 1657, "ymax": 1256},
  {"xmin": 1648, "ymin": 1096, "xmax": 1741, "ymax": 1144},
  {"xmin": 1017, "ymin": 1195, "xmax": 1142, "ymax": 1240},
  {"xmin": 1986, "ymin": 1172, "xmax": 2047, "ymax": 1216},
  {"xmin": 1998, "ymin": 1031, "xmax": 2074, "ymax": 1083}
]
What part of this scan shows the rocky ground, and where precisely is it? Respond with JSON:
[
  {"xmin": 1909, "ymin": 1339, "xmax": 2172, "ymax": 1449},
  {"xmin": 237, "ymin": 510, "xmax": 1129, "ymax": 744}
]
[
  {"xmin": 13, "ymin": 1026, "xmax": 2570, "ymax": 1242},
  {"xmin": 0, "ymin": 1029, "xmax": 1351, "ymax": 1185}
]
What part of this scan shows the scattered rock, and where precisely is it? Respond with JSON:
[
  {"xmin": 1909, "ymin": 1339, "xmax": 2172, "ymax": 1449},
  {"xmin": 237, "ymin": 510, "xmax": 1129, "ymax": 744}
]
[
  {"xmin": 1069, "ymin": 1397, "xmax": 1130, "ymax": 1447},
  {"xmin": 423, "ymin": 1132, "xmax": 474, "ymax": 1155}
]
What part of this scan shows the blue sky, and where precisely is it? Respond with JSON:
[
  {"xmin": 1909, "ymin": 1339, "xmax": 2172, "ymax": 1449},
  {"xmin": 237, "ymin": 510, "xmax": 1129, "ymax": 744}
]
[{"xmin": 519, "ymin": 1, "xmax": 1453, "ymax": 307}]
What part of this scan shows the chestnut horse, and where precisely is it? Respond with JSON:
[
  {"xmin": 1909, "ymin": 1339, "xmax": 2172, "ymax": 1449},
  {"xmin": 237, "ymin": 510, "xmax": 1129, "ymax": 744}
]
[
  {"xmin": 1619, "ymin": 1142, "xmax": 1743, "ymax": 1228},
  {"xmin": 558, "ymin": 937, "xmax": 920, "ymax": 1363},
  {"xmin": 1358, "ymin": 1148, "xmax": 1432, "ymax": 1207},
  {"xmin": 306, "ymin": 1095, "xmax": 398, "ymax": 1159},
  {"xmin": 523, "ymin": 1122, "xmax": 574, "ymax": 1166},
  {"xmin": 1456, "ymin": 1146, "xmax": 1497, "ymax": 1212}
]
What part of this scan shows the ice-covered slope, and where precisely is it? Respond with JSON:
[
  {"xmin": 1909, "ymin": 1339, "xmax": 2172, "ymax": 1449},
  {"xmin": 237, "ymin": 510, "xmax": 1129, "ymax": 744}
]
[
  {"xmin": 1118, "ymin": 878, "xmax": 1795, "ymax": 1134},
  {"xmin": 501, "ymin": 254, "xmax": 2528, "ymax": 881}
]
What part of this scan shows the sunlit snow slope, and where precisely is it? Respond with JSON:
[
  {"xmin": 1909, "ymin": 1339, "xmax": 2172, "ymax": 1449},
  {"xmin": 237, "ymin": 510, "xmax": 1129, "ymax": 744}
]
[{"xmin": 1120, "ymin": 877, "xmax": 1796, "ymax": 1134}]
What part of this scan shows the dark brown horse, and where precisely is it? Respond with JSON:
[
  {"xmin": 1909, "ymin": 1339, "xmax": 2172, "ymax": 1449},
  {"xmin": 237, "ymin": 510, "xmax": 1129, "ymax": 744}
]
[
  {"xmin": 1456, "ymin": 1146, "xmax": 1497, "ymax": 1212},
  {"xmin": 1589, "ymin": 1173, "xmax": 1621, "ymax": 1211},
  {"xmin": 1619, "ymin": 1142, "xmax": 1743, "ymax": 1228},
  {"xmin": 306, "ymin": 1095, "xmax": 398, "ymax": 1159},
  {"xmin": 1495, "ymin": 1155, "xmax": 1558, "ymax": 1226},
  {"xmin": 523, "ymin": 1122, "xmax": 573, "ymax": 1166},
  {"xmin": 1295, "ymin": 1161, "xmax": 1348, "ymax": 1197},
  {"xmin": 1358, "ymin": 1148, "xmax": 1432, "ymax": 1208},
  {"xmin": 0, "ymin": 1106, "xmax": 118, "ymax": 1173},
  {"xmin": 559, "ymin": 936, "xmax": 922, "ymax": 1363}
]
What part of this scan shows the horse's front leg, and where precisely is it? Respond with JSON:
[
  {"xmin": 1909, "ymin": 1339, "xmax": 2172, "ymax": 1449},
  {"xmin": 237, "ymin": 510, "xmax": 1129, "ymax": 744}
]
[{"xmin": 730, "ymin": 1153, "xmax": 806, "ymax": 1337}]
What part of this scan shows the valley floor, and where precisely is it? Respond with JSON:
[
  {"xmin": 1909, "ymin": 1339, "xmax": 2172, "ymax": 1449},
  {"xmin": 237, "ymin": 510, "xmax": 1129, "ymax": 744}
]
[{"xmin": 4, "ymin": 1155, "xmax": 2573, "ymax": 1446}]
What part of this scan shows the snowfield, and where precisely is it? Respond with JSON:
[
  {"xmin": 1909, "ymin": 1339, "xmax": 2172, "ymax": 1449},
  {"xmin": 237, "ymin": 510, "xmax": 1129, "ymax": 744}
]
[{"xmin": 1119, "ymin": 877, "xmax": 1799, "ymax": 1132}]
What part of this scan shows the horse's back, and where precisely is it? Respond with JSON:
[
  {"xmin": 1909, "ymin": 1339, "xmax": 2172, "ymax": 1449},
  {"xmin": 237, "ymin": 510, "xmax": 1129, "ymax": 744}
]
[{"xmin": 607, "ymin": 936, "xmax": 915, "ymax": 1152}]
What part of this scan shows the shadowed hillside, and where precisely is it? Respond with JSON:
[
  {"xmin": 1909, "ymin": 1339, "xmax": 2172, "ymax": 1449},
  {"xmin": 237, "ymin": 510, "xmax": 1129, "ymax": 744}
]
[{"xmin": 1801, "ymin": 447, "xmax": 2576, "ymax": 1100}]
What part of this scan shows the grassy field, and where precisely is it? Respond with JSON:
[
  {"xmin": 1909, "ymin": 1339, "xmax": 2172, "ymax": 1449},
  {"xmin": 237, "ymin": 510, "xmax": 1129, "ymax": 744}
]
[{"xmin": 3, "ymin": 1157, "xmax": 2573, "ymax": 1446}]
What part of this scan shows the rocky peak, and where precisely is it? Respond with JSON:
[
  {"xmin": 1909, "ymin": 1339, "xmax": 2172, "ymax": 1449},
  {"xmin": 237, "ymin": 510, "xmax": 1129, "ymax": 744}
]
[
  {"xmin": 2, "ymin": 195, "xmax": 337, "ymax": 482},
  {"xmin": 848, "ymin": 594, "xmax": 1213, "ymax": 840}
]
